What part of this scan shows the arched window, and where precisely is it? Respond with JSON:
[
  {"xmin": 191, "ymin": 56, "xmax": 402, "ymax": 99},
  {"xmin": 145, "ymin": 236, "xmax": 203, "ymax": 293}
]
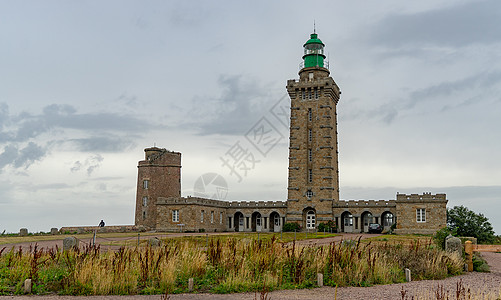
[
  {"xmin": 384, "ymin": 213, "xmax": 394, "ymax": 227},
  {"xmin": 344, "ymin": 213, "xmax": 353, "ymax": 226}
]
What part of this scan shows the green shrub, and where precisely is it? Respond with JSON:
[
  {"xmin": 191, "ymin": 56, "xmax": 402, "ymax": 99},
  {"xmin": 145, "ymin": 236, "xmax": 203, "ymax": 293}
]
[
  {"xmin": 282, "ymin": 223, "xmax": 300, "ymax": 232},
  {"xmin": 318, "ymin": 220, "xmax": 336, "ymax": 232},
  {"xmin": 433, "ymin": 227, "xmax": 456, "ymax": 250},
  {"xmin": 472, "ymin": 254, "xmax": 490, "ymax": 272}
]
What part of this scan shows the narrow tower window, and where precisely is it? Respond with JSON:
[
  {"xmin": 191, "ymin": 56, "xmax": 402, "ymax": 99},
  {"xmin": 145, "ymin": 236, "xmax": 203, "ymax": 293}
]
[
  {"xmin": 302, "ymin": 90, "xmax": 305, "ymax": 100},
  {"xmin": 308, "ymin": 129, "xmax": 312, "ymax": 142},
  {"xmin": 308, "ymin": 169, "xmax": 313, "ymax": 183},
  {"xmin": 201, "ymin": 210, "xmax": 204, "ymax": 223},
  {"xmin": 308, "ymin": 149, "xmax": 312, "ymax": 162},
  {"xmin": 142, "ymin": 196, "xmax": 148, "ymax": 207},
  {"xmin": 172, "ymin": 210, "xmax": 179, "ymax": 222},
  {"xmin": 315, "ymin": 88, "xmax": 319, "ymax": 99},
  {"xmin": 143, "ymin": 180, "xmax": 149, "ymax": 189},
  {"xmin": 308, "ymin": 89, "xmax": 312, "ymax": 99},
  {"xmin": 308, "ymin": 108, "xmax": 312, "ymax": 121}
]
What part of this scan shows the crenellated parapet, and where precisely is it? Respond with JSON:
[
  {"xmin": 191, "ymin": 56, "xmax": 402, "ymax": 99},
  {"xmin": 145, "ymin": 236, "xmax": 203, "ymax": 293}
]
[
  {"xmin": 335, "ymin": 200, "xmax": 396, "ymax": 208},
  {"xmin": 156, "ymin": 197, "xmax": 287, "ymax": 209},
  {"xmin": 228, "ymin": 200, "xmax": 287, "ymax": 208},
  {"xmin": 396, "ymin": 192, "xmax": 447, "ymax": 202},
  {"xmin": 157, "ymin": 196, "xmax": 229, "ymax": 208}
]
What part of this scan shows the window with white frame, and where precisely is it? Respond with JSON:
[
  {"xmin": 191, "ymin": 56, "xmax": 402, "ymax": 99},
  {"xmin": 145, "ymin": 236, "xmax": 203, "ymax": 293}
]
[
  {"xmin": 344, "ymin": 213, "xmax": 353, "ymax": 226},
  {"xmin": 306, "ymin": 210, "xmax": 315, "ymax": 229},
  {"xmin": 384, "ymin": 213, "xmax": 394, "ymax": 227},
  {"xmin": 143, "ymin": 179, "xmax": 149, "ymax": 189},
  {"xmin": 220, "ymin": 212, "xmax": 223, "ymax": 224},
  {"xmin": 142, "ymin": 196, "xmax": 148, "ymax": 207},
  {"xmin": 201, "ymin": 210, "xmax": 204, "ymax": 223},
  {"xmin": 211, "ymin": 211, "xmax": 214, "ymax": 223},
  {"xmin": 274, "ymin": 214, "xmax": 280, "ymax": 226},
  {"xmin": 172, "ymin": 210, "xmax": 179, "ymax": 222},
  {"xmin": 416, "ymin": 208, "xmax": 426, "ymax": 223}
]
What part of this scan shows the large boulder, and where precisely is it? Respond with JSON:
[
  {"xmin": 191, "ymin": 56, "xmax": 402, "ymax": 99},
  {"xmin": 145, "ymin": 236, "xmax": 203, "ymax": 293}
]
[
  {"xmin": 445, "ymin": 235, "xmax": 462, "ymax": 254},
  {"xmin": 148, "ymin": 237, "xmax": 162, "ymax": 247},
  {"xmin": 63, "ymin": 237, "xmax": 79, "ymax": 251},
  {"xmin": 19, "ymin": 228, "xmax": 28, "ymax": 236}
]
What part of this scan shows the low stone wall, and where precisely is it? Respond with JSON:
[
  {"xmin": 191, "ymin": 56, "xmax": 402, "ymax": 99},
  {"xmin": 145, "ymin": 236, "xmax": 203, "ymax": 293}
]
[{"xmin": 59, "ymin": 225, "xmax": 137, "ymax": 234}]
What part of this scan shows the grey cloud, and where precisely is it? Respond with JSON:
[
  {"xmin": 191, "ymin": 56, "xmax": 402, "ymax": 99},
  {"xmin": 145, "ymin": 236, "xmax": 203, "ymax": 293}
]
[
  {"xmin": 0, "ymin": 145, "xmax": 19, "ymax": 169},
  {"xmin": 86, "ymin": 155, "xmax": 104, "ymax": 176},
  {"xmin": 70, "ymin": 155, "xmax": 104, "ymax": 176},
  {"xmin": 0, "ymin": 102, "xmax": 156, "ymax": 172},
  {"xmin": 13, "ymin": 142, "xmax": 46, "ymax": 169},
  {"xmin": 0, "ymin": 142, "xmax": 46, "ymax": 170},
  {"xmin": 190, "ymin": 74, "xmax": 269, "ymax": 135},
  {"xmin": 24, "ymin": 183, "xmax": 71, "ymax": 192},
  {"xmin": 4, "ymin": 103, "xmax": 153, "ymax": 143},
  {"xmin": 71, "ymin": 161, "xmax": 82, "ymax": 173},
  {"xmin": 66, "ymin": 136, "xmax": 136, "ymax": 153},
  {"xmin": 343, "ymin": 70, "xmax": 501, "ymax": 124},
  {"xmin": 0, "ymin": 103, "xmax": 8, "ymax": 128},
  {"xmin": 371, "ymin": 0, "xmax": 501, "ymax": 48}
]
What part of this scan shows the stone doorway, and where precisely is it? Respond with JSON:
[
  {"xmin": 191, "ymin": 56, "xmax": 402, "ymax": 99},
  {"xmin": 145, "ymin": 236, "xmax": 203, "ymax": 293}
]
[
  {"xmin": 234, "ymin": 212, "xmax": 244, "ymax": 232},
  {"xmin": 303, "ymin": 208, "xmax": 316, "ymax": 230},
  {"xmin": 341, "ymin": 211, "xmax": 353, "ymax": 233},
  {"xmin": 251, "ymin": 212, "xmax": 262, "ymax": 232},
  {"xmin": 362, "ymin": 211, "xmax": 373, "ymax": 233},
  {"xmin": 270, "ymin": 211, "xmax": 281, "ymax": 232},
  {"xmin": 382, "ymin": 211, "xmax": 394, "ymax": 232}
]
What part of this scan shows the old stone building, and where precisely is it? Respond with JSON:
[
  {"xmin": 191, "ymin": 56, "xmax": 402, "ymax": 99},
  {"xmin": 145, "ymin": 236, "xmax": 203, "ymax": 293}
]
[{"xmin": 134, "ymin": 32, "xmax": 447, "ymax": 234}]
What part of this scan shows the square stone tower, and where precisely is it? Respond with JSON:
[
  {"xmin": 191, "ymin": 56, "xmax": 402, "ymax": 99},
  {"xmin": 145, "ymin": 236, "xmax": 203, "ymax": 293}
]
[
  {"xmin": 135, "ymin": 147, "xmax": 181, "ymax": 229},
  {"xmin": 285, "ymin": 32, "xmax": 341, "ymax": 229}
]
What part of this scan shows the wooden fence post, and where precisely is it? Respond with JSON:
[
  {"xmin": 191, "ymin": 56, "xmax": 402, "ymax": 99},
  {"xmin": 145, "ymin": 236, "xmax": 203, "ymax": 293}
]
[{"xmin": 465, "ymin": 241, "xmax": 473, "ymax": 272}]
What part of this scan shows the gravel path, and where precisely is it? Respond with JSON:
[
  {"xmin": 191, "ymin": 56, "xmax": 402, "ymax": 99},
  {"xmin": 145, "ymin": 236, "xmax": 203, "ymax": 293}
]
[{"xmin": 1, "ymin": 242, "xmax": 500, "ymax": 299}]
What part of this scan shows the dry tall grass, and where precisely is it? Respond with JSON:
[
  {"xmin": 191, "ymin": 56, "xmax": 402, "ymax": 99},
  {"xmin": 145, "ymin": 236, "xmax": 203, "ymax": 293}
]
[{"xmin": 0, "ymin": 236, "xmax": 465, "ymax": 295}]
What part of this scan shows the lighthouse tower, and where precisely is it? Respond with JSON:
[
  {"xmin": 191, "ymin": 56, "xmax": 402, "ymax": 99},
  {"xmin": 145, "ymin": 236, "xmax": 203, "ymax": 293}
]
[{"xmin": 285, "ymin": 32, "xmax": 341, "ymax": 229}]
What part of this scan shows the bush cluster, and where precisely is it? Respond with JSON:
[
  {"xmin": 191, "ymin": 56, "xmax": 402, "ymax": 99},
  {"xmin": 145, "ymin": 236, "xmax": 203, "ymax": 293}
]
[
  {"xmin": 282, "ymin": 223, "xmax": 300, "ymax": 232},
  {"xmin": 318, "ymin": 220, "xmax": 336, "ymax": 233}
]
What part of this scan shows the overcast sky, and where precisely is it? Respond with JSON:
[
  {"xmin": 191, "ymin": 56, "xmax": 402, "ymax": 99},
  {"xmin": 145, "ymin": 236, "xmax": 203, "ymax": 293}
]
[{"xmin": 1, "ymin": 0, "xmax": 500, "ymax": 234}]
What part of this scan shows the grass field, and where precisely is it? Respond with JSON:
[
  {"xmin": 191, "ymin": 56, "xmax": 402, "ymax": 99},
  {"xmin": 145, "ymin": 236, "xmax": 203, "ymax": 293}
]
[{"xmin": 0, "ymin": 232, "xmax": 465, "ymax": 296}]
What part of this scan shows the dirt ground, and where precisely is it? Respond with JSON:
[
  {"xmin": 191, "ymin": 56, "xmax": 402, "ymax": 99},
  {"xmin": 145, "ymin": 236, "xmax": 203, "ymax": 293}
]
[
  {"xmin": 1, "ymin": 234, "xmax": 500, "ymax": 300},
  {"xmin": 0, "ymin": 232, "xmax": 377, "ymax": 252}
]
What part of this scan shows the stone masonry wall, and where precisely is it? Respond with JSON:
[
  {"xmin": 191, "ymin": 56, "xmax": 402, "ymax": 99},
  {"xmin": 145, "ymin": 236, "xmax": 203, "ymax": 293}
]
[
  {"xmin": 394, "ymin": 193, "xmax": 447, "ymax": 234},
  {"xmin": 154, "ymin": 197, "xmax": 287, "ymax": 232},
  {"xmin": 286, "ymin": 66, "xmax": 341, "ymax": 228}
]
